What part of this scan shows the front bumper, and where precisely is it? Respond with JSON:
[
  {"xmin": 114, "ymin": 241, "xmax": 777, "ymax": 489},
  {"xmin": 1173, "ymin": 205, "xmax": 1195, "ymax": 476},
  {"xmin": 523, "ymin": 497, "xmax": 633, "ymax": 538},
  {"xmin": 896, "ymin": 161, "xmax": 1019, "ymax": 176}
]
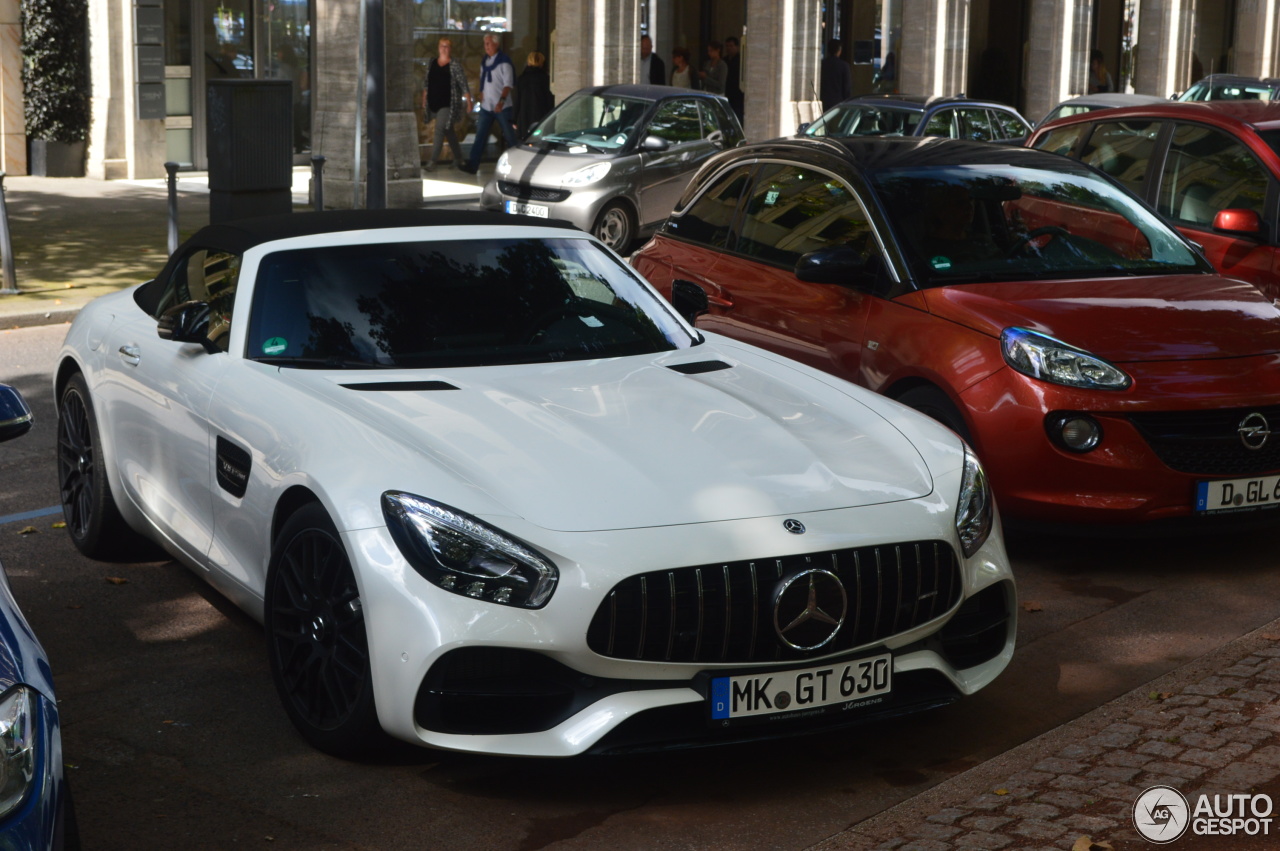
[
  {"xmin": 348, "ymin": 495, "xmax": 1016, "ymax": 757},
  {"xmin": 960, "ymin": 355, "xmax": 1280, "ymax": 527},
  {"xmin": 483, "ymin": 178, "xmax": 620, "ymax": 234}
]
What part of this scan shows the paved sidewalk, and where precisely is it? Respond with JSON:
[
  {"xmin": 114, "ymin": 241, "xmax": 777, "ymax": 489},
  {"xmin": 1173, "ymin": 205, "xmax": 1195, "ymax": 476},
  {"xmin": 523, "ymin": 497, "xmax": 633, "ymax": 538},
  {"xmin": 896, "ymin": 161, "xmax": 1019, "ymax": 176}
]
[{"xmin": 819, "ymin": 618, "xmax": 1280, "ymax": 851}]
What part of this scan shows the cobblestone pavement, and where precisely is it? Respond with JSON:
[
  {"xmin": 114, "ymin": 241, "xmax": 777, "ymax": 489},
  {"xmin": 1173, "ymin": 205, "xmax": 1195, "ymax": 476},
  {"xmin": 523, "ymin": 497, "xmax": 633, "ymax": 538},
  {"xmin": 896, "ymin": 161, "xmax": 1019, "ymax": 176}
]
[{"xmin": 817, "ymin": 620, "xmax": 1280, "ymax": 851}]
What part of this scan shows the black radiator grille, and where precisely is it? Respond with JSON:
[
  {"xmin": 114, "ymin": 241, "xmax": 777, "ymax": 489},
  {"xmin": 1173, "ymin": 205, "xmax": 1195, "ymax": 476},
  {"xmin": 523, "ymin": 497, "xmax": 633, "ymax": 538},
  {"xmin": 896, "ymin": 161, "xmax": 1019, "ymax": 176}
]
[
  {"xmin": 497, "ymin": 181, "xmax": 571, "ymax": 203},
  {"xmin": 1128, "ymin": 406, "xmax": 1280, "ymax": 476},
  {"xmin": 587, "ymin": 541, "xmax": 962, "ymax": 664}
]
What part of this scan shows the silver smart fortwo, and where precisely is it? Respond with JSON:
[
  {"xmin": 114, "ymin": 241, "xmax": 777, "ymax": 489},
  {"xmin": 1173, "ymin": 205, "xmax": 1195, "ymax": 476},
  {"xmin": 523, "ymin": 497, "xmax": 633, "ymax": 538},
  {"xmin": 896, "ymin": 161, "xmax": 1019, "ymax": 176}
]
[{"xmin": 481, "ymin": 84, "xmax": 744, "ymax": 252}]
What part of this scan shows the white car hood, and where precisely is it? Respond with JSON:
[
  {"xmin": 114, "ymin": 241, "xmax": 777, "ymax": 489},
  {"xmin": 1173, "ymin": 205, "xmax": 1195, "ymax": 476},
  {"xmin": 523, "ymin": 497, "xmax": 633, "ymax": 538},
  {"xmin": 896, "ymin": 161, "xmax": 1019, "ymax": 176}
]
[{"xmin": 286, "ymin": 351, "xmax": 935, "ymax": 532}]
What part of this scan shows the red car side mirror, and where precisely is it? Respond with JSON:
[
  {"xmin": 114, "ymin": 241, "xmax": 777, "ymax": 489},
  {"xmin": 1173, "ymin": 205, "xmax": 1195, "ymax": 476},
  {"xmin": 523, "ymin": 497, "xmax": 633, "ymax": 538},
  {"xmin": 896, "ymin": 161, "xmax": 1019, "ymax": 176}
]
[{"xmin": 1212, "ymin": 208, "xmax": 1262, "ymax": 236}]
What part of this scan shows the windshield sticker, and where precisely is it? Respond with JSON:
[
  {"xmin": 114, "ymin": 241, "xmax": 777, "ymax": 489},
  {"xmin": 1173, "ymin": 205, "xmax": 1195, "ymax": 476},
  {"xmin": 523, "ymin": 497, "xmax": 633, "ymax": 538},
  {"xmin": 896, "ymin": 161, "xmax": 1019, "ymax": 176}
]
[
  {"xmin": 765, "ymin": 189, "xmax": 781, "ymax": 206},
  {"xmin": 579, "ymin": 315, "xmax": 604, "ymax": 328},
  {"xmin": 262, "ymin": 337, "xmax": 288, "ymax": 355},
  {"xmin": 570, "ymin": 145, "xmax": 588, "ymax": 154},
  {"xmin": 930, "ymin": 256, "xmax": 953, "ymax": 271}
]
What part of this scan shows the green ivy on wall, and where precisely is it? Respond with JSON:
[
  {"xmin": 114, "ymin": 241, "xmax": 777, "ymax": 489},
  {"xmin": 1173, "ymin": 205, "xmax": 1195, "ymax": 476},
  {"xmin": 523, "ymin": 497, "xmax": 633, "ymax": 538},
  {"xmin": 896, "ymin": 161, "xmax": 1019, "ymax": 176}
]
[{"xmin": 20, "ymin": 0, "xmax": 91, "ymax": 143}]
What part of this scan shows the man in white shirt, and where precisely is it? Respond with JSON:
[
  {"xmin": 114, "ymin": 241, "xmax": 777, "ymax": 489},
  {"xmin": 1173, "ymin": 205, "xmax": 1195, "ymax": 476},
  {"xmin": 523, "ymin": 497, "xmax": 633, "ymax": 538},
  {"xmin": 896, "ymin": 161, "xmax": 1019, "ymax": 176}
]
[{"xmin": 461, "ymin": 33, "xmax": 517, "ymax": 174}]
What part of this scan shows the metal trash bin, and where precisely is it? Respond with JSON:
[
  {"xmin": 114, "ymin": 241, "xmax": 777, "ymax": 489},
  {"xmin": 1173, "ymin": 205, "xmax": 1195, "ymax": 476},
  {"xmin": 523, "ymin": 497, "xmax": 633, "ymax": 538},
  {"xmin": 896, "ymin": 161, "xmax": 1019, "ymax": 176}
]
[{"xmin": 207, "ymin": 79, "xmax": 292, "ymax": 223}]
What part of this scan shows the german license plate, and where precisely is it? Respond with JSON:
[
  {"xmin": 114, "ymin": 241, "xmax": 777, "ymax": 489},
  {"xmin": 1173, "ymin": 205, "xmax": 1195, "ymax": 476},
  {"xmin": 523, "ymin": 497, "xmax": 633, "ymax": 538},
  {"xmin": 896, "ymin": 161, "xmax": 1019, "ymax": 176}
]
[
  {"xmin": 505, "ymin": 200, "xmax": 548, "ymax": 218},
  {"xmin": 1195, "ymin": 474, "xmax": 1280, "ymax": 514},
  {"xmin": 710, "ymin": 653, "xmax": 892, "ymax": 721}
]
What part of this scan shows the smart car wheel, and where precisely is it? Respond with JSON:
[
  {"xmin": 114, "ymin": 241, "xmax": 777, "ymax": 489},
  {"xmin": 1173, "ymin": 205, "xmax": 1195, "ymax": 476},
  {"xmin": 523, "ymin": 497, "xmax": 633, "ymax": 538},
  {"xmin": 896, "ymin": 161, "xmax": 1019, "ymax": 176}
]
[
  {"xmin": 56, "ymin": 373, "xmax": 136, "ymax": 559},
  {"xmin": 592, "ymin": 202, "xmax": 635, "ymax": 253},
  {"xmin": 265, "ymin": 502, "xmax": 388, "ymax": 758},
  {"xmin": 897, "ymin": 385, "xmax": 974, "ymax": 444}
]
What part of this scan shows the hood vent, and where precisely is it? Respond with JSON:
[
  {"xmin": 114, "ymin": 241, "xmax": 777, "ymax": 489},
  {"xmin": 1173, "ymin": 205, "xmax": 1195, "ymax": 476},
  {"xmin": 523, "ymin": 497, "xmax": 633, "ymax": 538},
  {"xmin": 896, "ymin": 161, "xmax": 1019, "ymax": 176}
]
[
  {"xmin": 340, "ymin": 380, "xmax": 459, "ymax": 392},
  {"xmin": 666, "ymin": 360, "xmax": 732, "ymax": 375}
]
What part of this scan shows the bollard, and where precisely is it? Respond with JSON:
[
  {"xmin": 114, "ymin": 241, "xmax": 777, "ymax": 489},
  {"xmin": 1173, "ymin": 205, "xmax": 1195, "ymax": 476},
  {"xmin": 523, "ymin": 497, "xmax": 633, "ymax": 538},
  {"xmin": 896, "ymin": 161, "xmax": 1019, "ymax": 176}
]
[
  {"xmin": 0, "ymin": 173, "xmax": 16, "ymax": 295},
  {"xmin": 311, "ymin": 155, "xmax": 326, "ymax": 212},
  {"xmin": 164, "ymin": 161, "xmax": 179, "ymax": 256}
]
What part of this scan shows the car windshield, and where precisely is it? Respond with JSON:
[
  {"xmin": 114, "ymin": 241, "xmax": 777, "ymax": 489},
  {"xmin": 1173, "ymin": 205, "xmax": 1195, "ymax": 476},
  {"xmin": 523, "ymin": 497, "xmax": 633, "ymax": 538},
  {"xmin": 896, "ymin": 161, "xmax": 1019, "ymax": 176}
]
[
  {"xmin": 1179, "ymin": 80, "xmax": 1277, "ymax": 101},
  {"xmin": 527, "ymin": 93, "xmax": 651, "ymax": 152},
  {"xmin": 866, "ymin": 163, "xmax": 1205, "ymax": 287},
  {"xmin": 805, "ymin": 105, "xmax": 923, "ymax": 137},
  {"xmin": 245, "ymin": 237, "xmax": 695, "ymax": 369}
]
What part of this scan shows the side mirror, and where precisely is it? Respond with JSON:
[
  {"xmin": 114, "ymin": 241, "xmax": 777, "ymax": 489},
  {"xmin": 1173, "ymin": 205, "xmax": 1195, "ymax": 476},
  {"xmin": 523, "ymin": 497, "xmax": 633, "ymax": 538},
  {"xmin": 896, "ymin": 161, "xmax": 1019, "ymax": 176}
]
[
  {"xmin": 641, "ymin": 135, "xmax": 670, "ymax": 152},
  {"xmin": 1213, "ymin": 208, "xmax": 1262, "ymax": 236},
  {"xmin": 794, "ymin": 245, "xmax": 868, "ymax": 284},
  {"xmin": 158, "ymin": 300, "xmax": 219, "ymax": 354},
  {"xmin": 797, "ymin": 122, "xmax": 811, "ymax": 134},
  {"xmin": 0, "ymin": 384, "xmax": 32, "ymax": 443},
  {"xmin": 670, "ymin": 279, "xmax": 709, "ymax": 326}
]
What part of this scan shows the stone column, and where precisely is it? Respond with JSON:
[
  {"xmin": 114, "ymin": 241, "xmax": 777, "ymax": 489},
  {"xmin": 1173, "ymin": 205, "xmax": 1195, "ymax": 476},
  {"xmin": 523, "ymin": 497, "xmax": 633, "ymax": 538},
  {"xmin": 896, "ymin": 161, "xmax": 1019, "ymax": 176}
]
[
  {"xmin": 551, "ymin": 0, "xmax": 638, "ymax": 101},
  {"xmin": 0, "ymin": 0, "xmax": 25, "ymax": 175},
  {"xmin": 312, "ymin": 0, "xmax": 420, "ymax": 209},
  {"xmin": 742, "ymin": 0, "xmax": 822, "ymax": 141},
  {"xmin": 898, "ymin": 0, "xmax": 970, "ymax": 99},
  {"xmin": 1023, "ymin": 0, "xmax": 1093, "ymax": 124},
  {"xmin": 1133, "ymin": 0, "xmax": 1195, "ymax": 97},
  {"xmin": 86, "ymin": 0, "xmax": 165, "ymax": 179},
  {"xmin": 1233, "ymin": 0, "xmax": 1280, "ymax": 78}
]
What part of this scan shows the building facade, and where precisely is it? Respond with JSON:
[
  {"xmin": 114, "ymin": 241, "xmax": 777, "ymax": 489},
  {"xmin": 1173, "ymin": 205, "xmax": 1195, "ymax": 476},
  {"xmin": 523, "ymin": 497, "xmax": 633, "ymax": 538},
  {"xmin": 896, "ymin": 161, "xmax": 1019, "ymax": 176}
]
[{"xmin": 4, "ymin": 0, "xmax": 1279, "ymax": 204}]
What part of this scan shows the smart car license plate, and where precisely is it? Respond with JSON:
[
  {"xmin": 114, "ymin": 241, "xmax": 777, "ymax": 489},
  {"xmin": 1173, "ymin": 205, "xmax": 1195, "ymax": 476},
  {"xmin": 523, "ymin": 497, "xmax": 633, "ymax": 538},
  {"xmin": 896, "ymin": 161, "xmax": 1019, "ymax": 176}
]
[
  {"xmin": 1196, "ymin": 474, "xmax": 1280, "ymax": 514},
  {"xmin": 710, "ymin": 653, "xmax": 892, "ymax": 721},
  {"xmin": 505, "ymin": 200, "xmax": 548, "ymax": 218}
]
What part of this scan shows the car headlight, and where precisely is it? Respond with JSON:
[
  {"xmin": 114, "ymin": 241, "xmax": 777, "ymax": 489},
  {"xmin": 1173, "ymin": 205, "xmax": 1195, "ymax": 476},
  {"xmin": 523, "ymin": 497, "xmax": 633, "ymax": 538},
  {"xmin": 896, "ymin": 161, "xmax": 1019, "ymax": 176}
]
[
  {"xmin": 955, "ymin": 448, "xmax": 993, "ymax": 558},
  {"xmin": 1001, "ymin": 327, "xmax": 1131, "ymax": 390},
  {"xmin": 0, "ymin": 686, "xmax": 37, "ymax": 819},
  {"xmin": 561, "ymin": 161, "xmax": 611, "ymax": 186},
  {"xmin": 495, "ymin": 151, "xmax": 511, "ymax": 178},
  {"xmin": 382, "ymin": 492, "xmax": 558, "ymax": 608}
]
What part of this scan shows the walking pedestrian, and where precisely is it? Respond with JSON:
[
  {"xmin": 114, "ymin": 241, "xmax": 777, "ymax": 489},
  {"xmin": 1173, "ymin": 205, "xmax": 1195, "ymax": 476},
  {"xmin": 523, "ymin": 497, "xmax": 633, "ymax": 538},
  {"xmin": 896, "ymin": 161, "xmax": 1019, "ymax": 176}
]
[
  {"xmin": 671, "ymin": 47, "xmax": 696, "ymax": 89},
  {"xmin": 515, "ymin": 51, "xmax": 554, "ymax": 141},
  {"xmin": 422, "ymin": 37, "xmax": 471, "ymax": 171},
  {"xmin": 699, "ymin": 40, "xmax": 727, "ymax": 94},
  {"xmin": 460, "ymin": 33, "xmax": 516, "ymax": 174},
  {"xmin": 820, "ymin": 39, "xmax": 853, "ymax": 112},
  {"xmin": 723, "ymin": 36, "xmax": 744, "ymax": 121},
  {"xmin": 641, "ymin": 34, "xmax": 665, "ymax": 86}
]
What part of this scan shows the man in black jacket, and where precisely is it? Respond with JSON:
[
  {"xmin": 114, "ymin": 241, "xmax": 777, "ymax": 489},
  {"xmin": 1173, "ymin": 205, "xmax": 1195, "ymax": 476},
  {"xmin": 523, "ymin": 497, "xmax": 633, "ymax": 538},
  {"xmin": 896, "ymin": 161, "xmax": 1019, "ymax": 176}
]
[
  {"xmin": 641, "ymin": 35, "xmax": 666, "ymax": 86},
  {"xmin": 820, "ymin": 39, "xmax": 853, "ymax": 112}
]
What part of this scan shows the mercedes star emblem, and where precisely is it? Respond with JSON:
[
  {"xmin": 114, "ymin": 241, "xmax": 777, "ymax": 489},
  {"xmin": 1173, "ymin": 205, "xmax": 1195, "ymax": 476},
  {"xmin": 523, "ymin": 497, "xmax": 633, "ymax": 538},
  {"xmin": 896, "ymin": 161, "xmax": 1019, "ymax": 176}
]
[
  {"xmin": 773, "ymin": 569, "xmax": 848, "ymax": 651},
  {"xmin": 1239, "ymin": 412, "xmax": 1272, "ymax": 451},
  {"xmin": 783, "ymin": 519, "xmax": 806, "ymax": 534}
]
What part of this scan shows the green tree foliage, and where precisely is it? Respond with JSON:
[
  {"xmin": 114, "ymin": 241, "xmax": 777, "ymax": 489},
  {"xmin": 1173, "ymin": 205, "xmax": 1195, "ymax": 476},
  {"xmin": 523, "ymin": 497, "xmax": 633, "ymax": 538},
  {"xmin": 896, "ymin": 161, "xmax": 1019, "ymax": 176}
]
[{"xmin": 20, "ymin": 0, "xmax": 90, "ymax": 143}]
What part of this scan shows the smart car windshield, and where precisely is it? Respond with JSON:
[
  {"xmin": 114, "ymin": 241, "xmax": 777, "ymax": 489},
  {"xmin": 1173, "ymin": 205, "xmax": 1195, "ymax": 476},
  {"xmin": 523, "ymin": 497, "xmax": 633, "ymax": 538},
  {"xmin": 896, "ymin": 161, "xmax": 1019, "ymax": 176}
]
[
  {"xmin": 866, "ymin": 162, "xmax": 1206, "ymax": 287},
  {"xmin": 805, "ymin": 105, "xmax": 923, "ymax": 137},
  {"xmin": 246, "ymin": 237, "xmax": 695, "ymax": 368},
  {"xmin": 528, "ymin": 93, "xmax": 651, "ymax": 151}
]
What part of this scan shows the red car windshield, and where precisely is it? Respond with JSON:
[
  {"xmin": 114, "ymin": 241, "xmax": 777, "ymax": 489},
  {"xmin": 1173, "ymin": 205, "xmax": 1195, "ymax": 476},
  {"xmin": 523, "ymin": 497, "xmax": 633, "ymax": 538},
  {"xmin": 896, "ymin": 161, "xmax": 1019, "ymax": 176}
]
[{"xmin": 867, "ymin": 163, "xmax": 1206, "ymax": 286}]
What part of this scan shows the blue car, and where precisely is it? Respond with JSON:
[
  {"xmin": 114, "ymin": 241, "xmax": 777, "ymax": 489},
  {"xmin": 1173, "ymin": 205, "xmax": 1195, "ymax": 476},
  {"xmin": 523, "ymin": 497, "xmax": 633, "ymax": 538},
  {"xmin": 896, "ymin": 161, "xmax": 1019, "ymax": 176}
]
[{"xmin": 0, "ymin": 384, "xmax": 77, "ymax": 849}]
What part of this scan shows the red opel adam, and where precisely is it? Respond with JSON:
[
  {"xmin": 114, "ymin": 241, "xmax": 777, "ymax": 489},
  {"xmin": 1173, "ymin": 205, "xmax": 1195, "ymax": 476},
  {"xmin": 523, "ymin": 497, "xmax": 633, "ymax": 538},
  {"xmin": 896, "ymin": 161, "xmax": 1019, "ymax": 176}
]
[{"xmin": 631, "ymin": 137, "xmax": 1280, "ymax": 528}]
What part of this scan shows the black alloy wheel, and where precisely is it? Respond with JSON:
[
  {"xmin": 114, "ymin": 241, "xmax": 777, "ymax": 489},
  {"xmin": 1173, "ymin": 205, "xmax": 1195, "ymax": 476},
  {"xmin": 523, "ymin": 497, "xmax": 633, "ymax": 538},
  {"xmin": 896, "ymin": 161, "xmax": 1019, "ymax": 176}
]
[
  {"xmin": 266, "ymin": 503, "xmax": 387, "ymax": 757},
  {"xmin": 56, "ymin": 373, "xmax": 133, "ymax": 559}
]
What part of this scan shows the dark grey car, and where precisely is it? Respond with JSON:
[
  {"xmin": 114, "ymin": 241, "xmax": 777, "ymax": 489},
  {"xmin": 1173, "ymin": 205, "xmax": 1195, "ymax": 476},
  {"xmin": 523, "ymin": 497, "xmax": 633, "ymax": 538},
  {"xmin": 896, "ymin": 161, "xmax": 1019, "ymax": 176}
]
[
  {"xmin": 800, "ymin": 94, "xmax": 1031, "ymax": 144},
  {"xmin": 480, "ymin": 84, "xmax": 745, "ymax": 252}
]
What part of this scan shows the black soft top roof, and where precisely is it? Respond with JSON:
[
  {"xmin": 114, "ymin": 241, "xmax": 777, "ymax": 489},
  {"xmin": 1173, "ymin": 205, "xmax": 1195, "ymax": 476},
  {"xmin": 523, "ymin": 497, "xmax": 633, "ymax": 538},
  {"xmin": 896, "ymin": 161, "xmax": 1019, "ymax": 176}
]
[{"xmin": 177, "ymin": 208, "xmax": 578, "ymax": 256}]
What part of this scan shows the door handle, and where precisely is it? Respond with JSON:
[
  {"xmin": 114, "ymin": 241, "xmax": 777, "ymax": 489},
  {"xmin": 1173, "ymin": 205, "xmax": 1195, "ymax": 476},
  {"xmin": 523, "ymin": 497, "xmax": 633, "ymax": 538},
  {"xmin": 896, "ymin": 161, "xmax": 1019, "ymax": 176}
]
[{"xmin": 118, "ymin": 344, "xmax": 141, "ymax": 366}]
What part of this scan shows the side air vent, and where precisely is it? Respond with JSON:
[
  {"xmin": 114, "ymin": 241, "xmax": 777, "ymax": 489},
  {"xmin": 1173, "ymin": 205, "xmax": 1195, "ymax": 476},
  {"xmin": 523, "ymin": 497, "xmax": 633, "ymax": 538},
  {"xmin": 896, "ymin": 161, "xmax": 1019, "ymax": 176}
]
[
  {"xmin": 340, "ymin": 381, "xmax": 459, "ymax": 392},
  {"xmin": 666, "ymin": 361, "xmax": 732, "ymax": 375}
]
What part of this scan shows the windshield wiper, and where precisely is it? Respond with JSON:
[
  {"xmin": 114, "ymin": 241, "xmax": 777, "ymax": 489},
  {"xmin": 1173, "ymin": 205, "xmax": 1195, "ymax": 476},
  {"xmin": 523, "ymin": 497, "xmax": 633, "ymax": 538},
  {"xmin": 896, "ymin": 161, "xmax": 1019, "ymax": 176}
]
[{"xmin": 254, "ymin": 356, "xmax": 392, "ymax": 370}]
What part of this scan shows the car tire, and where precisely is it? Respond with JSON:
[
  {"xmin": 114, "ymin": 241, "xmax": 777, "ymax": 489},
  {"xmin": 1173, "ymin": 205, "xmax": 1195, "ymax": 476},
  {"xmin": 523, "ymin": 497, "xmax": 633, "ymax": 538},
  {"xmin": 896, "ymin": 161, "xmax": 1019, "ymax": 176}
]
[
  {"xmin": 592, "ymin": 201, "xmax": 635, "ymax": 253},
  {"xmin": 265, "ymin": 502, "xmax": 390, "ymax": 759},
  {"xmin": 56, "ymin": 373, "xmax": 144, "ymax": 560},
  {"xmin": 896, "ymin": 385, "xmax": 974, "ymax": 445}
]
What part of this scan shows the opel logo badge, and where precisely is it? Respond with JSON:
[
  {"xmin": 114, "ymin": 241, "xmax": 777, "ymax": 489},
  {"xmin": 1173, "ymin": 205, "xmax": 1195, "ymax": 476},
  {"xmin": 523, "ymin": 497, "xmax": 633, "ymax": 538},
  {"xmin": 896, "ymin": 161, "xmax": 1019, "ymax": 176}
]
[
  {"xmin": 773, "ymin": 569, "xmax": 848, "ymax": 651},
  {"xmin": 1239, "ymin": 412, "xmax": 1271, "ymax": 451},
  {"xmin": 783, "ymin": 519, "xmax": 806, "ymax": 534}
]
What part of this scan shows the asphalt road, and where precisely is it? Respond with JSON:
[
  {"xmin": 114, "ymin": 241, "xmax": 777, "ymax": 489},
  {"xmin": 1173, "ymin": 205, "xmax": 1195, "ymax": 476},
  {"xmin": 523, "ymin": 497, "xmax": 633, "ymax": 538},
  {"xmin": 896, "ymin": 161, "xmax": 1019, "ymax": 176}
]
[{"xmin": 2, "ymin": 322, "xmax": 1278, "ymax": 850}]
